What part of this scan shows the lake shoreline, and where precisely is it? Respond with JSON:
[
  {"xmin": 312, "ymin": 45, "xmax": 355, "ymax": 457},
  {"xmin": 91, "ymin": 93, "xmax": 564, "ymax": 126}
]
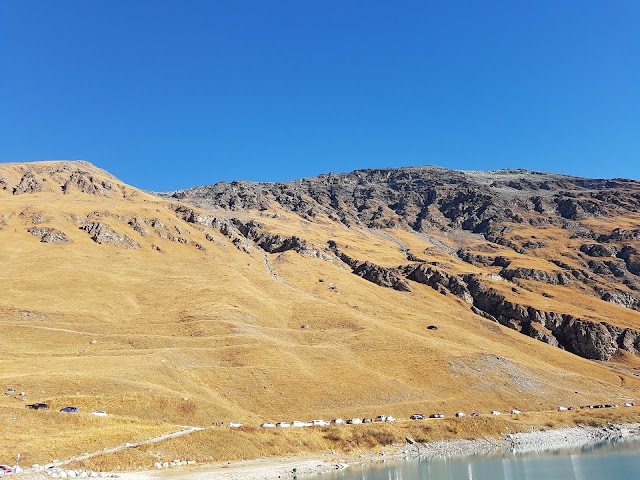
[
  {"xmin": 120, "ymin": 422, "xmax": 640, "ymax": 480},
  {"xmin": 19, "ymin": 422, "xmax": 640, "ymax": 480}
]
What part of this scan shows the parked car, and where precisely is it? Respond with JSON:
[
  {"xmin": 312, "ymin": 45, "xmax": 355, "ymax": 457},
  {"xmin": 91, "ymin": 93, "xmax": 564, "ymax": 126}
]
[
  {"xmin": 557, "ymin": 406, "xmax": 568, "ymax": 411},
  {"xmin": 410, "ymin": 414, "xmax": 425, "ymax": 420},
  {"xmin": 311, "ymin": 419, "xmax": 330, "ymax": 426},
  {"xmin": 623, "ymin": 402, "xmax": 635, "ymax": 407},
  {"xmin": 26, "ymin": 403, "xmax": 49, "ymax": 410},
  {"xmin": 260, "ymin": 422, "xmax": 275, "ymax": 428},
  {"xmin": 429, "ymin": 413, "xmax": 445, "ymax": 419},
  {"xmin": 90, "ymin": 410, "xmax": 107, "ymax": 416},
  {"xmin": 276, "ymin": 422, "xmax": 290, "ymax": 428},
  {"xmin": 228, "ymin": 421, "xmax": 242, "ymax": 428},
  {"xmin": 455, "ymin": 412, "xmax": 466, "ymax": 417},
  {"xmin": 490, "ymin": 410, "xmax": 501, "ymax": 415},
  {"xmin": 510, "ymin": 409, "xmax": 522, "ymax": 414},
  {"xmin": 60, "ymin": 406, "xmax": 78, "ymax": 413},
  {"xmin": 362, "ymin": 418, "xmax": 372, "ymax": 423},
  {"xmin": 332, "ymin": 418, "xmax": 346, "ymax": 425},
  {"xmin": 374, "ymin": 415, "xmax": 387, "ymax": 422},
  {"xmin": 347, "ymin": 418, "xmax": 362, "ymax": 424},
  {"xmin": 0, "ymin": 465, "xmax": 13, "ymax": 474},
  {"xmin": 470, "ymin": 412, "xmax": 480, "ymax": 417},
  {"xmin": 291, "ymin": 420, "xmax": 312, "ymax": 427},
  {"xmin": 386, "ymin": 416, "xmax": 396, "ymax": 422}
]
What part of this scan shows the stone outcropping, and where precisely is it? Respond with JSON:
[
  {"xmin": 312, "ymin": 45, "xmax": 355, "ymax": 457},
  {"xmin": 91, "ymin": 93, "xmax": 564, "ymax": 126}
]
[
  {"xmin": 80, "ymin": 222, "xmax": 140, "ymax": 249},
  {"xmin": 401, "ymin": 266, "xmax": 640, "ymax": 361},
  {"xmin": 62, "ymin": 171, "xmax": 114, "ymax": 195},
  {"xmin": 13, "ymin": 173, "xmax": 45, "ymax": 195},
  {"xmin": 328, "ymin": 241, "xmax": 411, "ymax": 292},
  {"xmin": 28, "ymin": 227, "xmax": 72, "ymax": 244}
]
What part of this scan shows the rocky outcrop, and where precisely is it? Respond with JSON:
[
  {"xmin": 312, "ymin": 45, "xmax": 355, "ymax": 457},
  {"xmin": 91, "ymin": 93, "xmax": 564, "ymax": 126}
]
[
  {"xmin": 62, "ymin": 171, "xmax": 114, "ymax": 195},
  {"xmin": 81, "ymin": 222, "xmax": 140, "ymax": 249},
  {"xmin": 598, "ymin": 289, "xmax": 640, "ymax": 311},
  {"xmin": 13, "ymin": 173, "xmax": 45, "ymax": 195},
  {"xmin": 618, "ymin": 246, "xmax": 640, "ymax": 275},
  {"xmin": 499, "ymin": 267, "xmax": 574, "ymax": 285},
  {"xmin": 127, "ymin": 217, "xmax": 150, "ymax": 237},
  {"xmin": 28, "ymin": 227, "xmax": 72, "ymax": 244},
  {"xmin": 399, "ymin": 265, "xmax": 638, "ymax": 360},
  {"xmin": 580, "ymin": 243, "xmax": 618, "ymax": 257},
  {"xmin": 403, "ymin": 264, "xmax": 473, "ymax": 302},
  {"xmin": 229, "ymin": 219, "xmax": 312, "ymax": 254},
  {"xmin": 456, "ymin": 250, "xmax": 511, "ymax": 268},
  {"xmin": 598, "ymin": 228, "xmax": 640, "ymax": 242},
  {"xmin": 351, "ymin": 261, "xmax": 411, "ymax": 292},
  {"xmin": 328, "ymin": 241, "xmax": 411, "ymax": 292}
]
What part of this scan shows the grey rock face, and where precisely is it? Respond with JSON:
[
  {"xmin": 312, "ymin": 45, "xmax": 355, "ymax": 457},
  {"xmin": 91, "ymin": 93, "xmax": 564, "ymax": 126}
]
[
  {"xmin": 169, "ymin": 167, "xmax": 640, "ymax": 248},
  {"xmin": 328, "ymin": 241, "xmax": 411, "ymax": 292},
  {"xmin": 80, "ymin": 222, "xmax": 140, "ymax": 249},
  {"xmin": 599, "ymin": 289, "xmax": 640, "ymax": 311},
  {"xmin": 352, "ymin": 261, "xmax": 412, "ymax": 292},
  {"xmin": 13, "ymin": 173, "xmax": 45, "ymax": 195},
  {"xmin": 62, "ymin": 171, "xmax": 114, "ymax": 195},
  {"xmin": 499, "ymin": 268, "xmax": 574, "ymax": 286},
  {"xmin": 580, "ymin": 243, "xmax": 619, "ymax": 257},
  {"xmin": 400, "ymin": 265, "xmax": 637, "ymax": 361},
  {"xmin": 28, "ymin": 227, "xmax": 72, "ymax": 244}
]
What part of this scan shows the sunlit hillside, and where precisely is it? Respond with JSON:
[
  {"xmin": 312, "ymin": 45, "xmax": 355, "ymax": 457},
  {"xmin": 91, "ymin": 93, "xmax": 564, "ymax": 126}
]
[{"xmin": 1, "ymin": 161, "xmax": 640, "ymax": 466}]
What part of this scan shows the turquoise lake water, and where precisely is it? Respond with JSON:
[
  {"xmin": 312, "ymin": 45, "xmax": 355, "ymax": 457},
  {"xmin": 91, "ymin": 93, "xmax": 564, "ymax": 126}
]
[{"xmin": 309, "ymin": 436, "xmax": 640, "ymax": 480}]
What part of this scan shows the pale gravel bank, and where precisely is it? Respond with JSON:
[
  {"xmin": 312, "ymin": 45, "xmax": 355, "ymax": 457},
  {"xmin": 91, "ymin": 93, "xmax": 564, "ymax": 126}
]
[{"xmin": 15, "ymin": 423, "xmax": 640, "ymax": 480}]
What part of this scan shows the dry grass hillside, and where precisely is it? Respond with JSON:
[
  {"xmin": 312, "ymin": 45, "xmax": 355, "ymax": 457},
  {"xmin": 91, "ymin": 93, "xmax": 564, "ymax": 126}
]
[{"xmin": 1, "ymin": 161, "xmax": 640, "ymax": 468}]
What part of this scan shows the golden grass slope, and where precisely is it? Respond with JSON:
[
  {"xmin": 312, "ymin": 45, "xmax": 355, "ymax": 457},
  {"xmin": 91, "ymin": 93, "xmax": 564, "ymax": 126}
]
[{"xmin": 1, "ymin": 161, "xmax": 640, "ymax": 466}]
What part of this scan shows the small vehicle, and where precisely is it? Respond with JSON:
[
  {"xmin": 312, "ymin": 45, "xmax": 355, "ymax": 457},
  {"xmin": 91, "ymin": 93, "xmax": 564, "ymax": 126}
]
[
  {"xmin": 291, "ymin": 420, "xmax": 311, "ymax": 427},
  {"xmin": 60, "ymin": 406, "xmax": 78, "ymax": 413},
  {"xmin": 386, "ymin": 416, "xmax": 396, "ymax": 422},
  {"xmin": 276, "ymin": 422, "xmax": 290, "ymax": 428},
  {"xmin": 228, "ymin": 421, "xmax": 242, "ymax": 428},
  {"xmin": 510, "ymin": 409, "xmax": 522, "ymax": 414},
  {"xmin": 470, "ymin": 412, "xmax": 480, "ymax": 417},
  {"xmin": 0, "ymin": 465, "xmax": 13, "ymax": 474},
  {"xmin": 455, "ymin": 412, "xmax": 466, "ymax": 417},
  {"xmin": 312, "ymin": 419, "xmax": 330, "ymax": 426},
  {"xmin": 430, "ymin": 413, "xmax": 445, "ymax": 419},
  {"xmin": 332, "ymin": 418, "xmax": 346, "ymax": 425},
  {"xmin": 26, "ymin": 403, "xmax": 49, "ymax": 410},
  {"xmin": 374, "ymin": 415, "xmax": 387, "ymax": 422},
  {"xmin": 90, "ymin": 410, "xmax": 107, "ymax": 416},
  {"xmin": 410, "ymin": 414, "xmax": 425, "ymax": 420},
  {"xmin": 557, "ymin": 406, "xmax": 568, "ymax": 411},
  {"xmin": 362, "ymin": 418, "xmax": 372, "ymax": 423},
  {"xmin": 490, "ymin": 410, "xmax": 501, "ymax": 415},
  {"xmin": 623, "ymin": 402, "xmax": 635, "ymax": 407},
  {"xmin": 347, "ymin": 418, "xmax": 362, "ymax": 424},
  {"xmin": 260, "ymin": 422, "xmax": 275, "ymax": 428}
]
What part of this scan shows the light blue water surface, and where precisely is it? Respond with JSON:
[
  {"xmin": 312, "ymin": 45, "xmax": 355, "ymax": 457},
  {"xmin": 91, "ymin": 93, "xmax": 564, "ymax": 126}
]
[{"xmin": 309, "ymin": 437, "xmax": 640, "ymax": 480}]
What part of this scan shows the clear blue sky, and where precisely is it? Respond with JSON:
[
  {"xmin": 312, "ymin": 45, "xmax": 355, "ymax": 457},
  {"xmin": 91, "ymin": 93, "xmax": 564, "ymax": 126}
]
[{"xmin": 1, "ymin": 1, "xmax": 638, "ymax": 191}]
